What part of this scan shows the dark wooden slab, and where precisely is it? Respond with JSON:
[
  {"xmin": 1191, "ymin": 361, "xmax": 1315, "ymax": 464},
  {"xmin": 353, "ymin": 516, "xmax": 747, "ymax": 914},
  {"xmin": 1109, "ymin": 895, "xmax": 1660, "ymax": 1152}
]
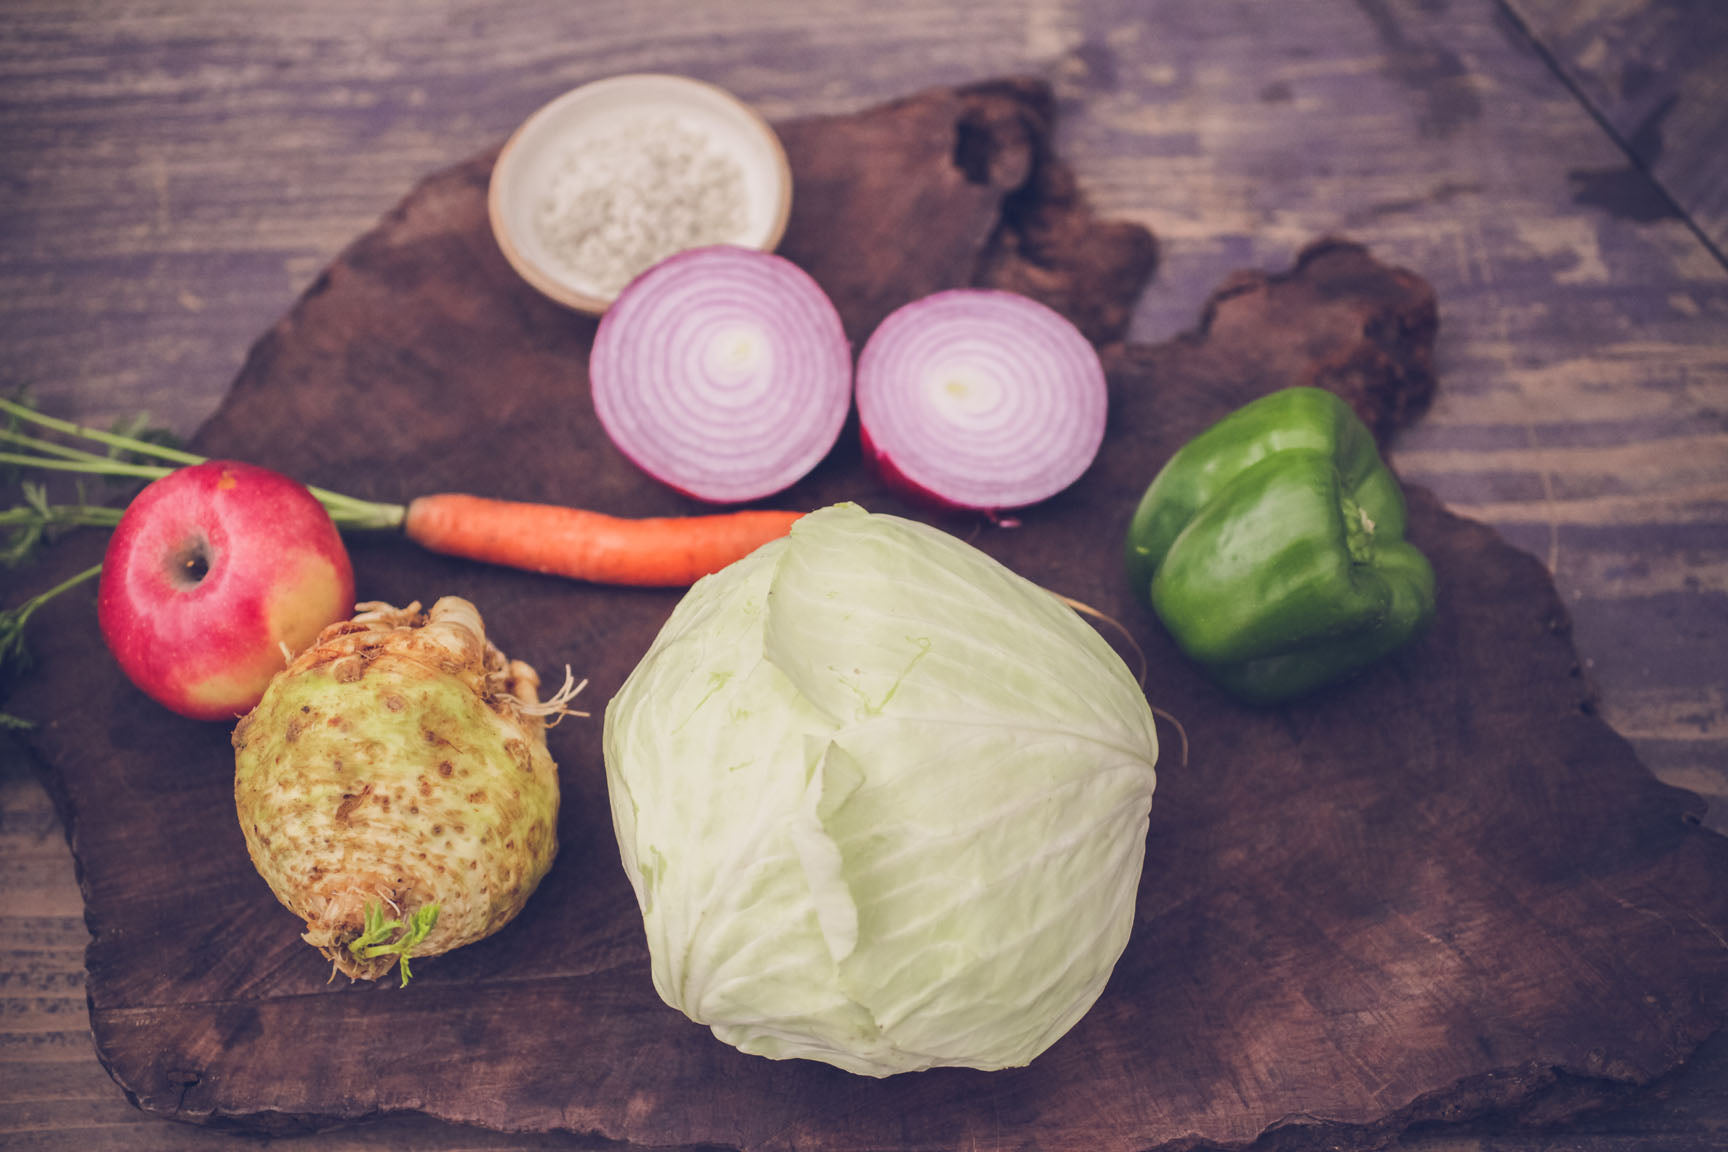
[{"xmin": 11, "ymin": 79, "xmax": 1728, "ymax": 1151}]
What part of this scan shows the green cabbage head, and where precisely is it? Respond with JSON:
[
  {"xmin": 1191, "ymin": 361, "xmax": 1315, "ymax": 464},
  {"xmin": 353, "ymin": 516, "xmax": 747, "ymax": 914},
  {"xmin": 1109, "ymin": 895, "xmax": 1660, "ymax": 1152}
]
[{"xmin": 603, "ymin": 504, "xmax": 1159, "ymax": 1076}]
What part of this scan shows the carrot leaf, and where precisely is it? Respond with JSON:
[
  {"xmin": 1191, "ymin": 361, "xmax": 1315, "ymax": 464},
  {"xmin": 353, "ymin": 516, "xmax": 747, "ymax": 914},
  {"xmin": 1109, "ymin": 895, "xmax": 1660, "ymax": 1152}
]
[{"xmin": 0, "ymin": 562, "xmax": 103, "ymax": 729}]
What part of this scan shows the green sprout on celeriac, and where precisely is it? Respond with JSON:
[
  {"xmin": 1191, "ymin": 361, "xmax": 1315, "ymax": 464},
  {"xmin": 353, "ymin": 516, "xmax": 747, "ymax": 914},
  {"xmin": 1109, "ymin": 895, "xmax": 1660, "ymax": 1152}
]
[{"xmin": 348, "ymin": 902, "xmax": 441, "ymax": 987}]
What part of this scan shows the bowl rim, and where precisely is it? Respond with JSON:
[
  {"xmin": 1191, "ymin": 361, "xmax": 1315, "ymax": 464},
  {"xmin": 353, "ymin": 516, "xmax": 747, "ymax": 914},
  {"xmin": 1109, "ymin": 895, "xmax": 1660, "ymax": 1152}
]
[{"xmin": 487, "ymin": 72, "xmax": 794, "ymax": 316}]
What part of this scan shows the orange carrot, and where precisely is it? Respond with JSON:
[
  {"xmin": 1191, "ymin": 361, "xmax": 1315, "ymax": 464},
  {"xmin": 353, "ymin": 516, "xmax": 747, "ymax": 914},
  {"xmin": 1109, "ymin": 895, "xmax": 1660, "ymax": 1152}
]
[{"xmin": 403, "ymin": 495, "xmax": 804, "ymax": 587}]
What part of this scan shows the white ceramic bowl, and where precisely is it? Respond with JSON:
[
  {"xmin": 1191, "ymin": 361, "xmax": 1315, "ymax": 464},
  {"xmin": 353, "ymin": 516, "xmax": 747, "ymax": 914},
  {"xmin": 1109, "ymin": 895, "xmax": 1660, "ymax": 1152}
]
[{"xmin": 488, "ymin": 73, "xmax": 793, "ymax": 315}]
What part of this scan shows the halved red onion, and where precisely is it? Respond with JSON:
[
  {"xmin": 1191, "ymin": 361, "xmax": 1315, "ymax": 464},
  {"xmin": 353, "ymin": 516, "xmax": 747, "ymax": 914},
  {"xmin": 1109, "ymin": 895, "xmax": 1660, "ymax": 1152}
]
[
  {"xmin": 590, "ymin": 245, "xmax": 851, "ymax": 504},
  {"xmin": 855, "ymin": 289, "xmax": 1108, "ymax": 512}
]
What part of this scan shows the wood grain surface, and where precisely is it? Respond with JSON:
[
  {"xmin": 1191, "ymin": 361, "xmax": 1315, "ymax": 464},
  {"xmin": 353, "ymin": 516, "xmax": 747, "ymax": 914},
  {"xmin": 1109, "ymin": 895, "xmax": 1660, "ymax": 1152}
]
[
  {"xmin": 3, "ymin": 1, "xmax": 1726, "ymax": 1150},
  {"xmin": 1504, "ymin": 0, "xmax": 1728, "ymax": 259}
]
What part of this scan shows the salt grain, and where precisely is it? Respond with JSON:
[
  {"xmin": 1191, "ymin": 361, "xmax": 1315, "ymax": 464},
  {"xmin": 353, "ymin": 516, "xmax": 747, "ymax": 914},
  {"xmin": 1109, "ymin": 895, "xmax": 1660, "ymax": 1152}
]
[{"xmin": 534, "ymin": 117, "xmax": 749, "ymax": 298}]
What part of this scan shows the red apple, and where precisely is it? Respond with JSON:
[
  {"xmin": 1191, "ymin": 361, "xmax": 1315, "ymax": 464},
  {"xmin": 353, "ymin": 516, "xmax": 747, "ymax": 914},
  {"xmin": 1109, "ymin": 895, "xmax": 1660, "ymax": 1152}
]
[{"xmin": 97, "ymin": 460, "xmax": 355, "ymax": 722}]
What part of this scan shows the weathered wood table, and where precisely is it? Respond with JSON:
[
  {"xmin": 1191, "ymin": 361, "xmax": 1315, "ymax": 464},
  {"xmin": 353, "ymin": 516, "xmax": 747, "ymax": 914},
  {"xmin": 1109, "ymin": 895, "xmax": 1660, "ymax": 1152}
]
[{"xmin": 3, "ymin": 1, "xmax": 1725, "ymax": 1149}]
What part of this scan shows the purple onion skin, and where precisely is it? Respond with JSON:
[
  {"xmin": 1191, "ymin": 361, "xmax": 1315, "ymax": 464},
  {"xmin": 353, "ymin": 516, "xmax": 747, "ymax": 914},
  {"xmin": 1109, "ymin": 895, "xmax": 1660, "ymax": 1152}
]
[{"xmin": 859, "ymin": 422, "xmax": 979, "ymax": 514}]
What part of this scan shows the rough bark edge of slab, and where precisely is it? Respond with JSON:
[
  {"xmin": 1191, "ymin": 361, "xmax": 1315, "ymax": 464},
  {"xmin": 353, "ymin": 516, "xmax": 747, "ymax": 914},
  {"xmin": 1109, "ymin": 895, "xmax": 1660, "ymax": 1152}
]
[
  {"xmin": 1197, "ymin": 234, "xmax": 1439, "ymax": 444},
  {"xmin": 64, "ymin": 1012, "xmax": 1692, "ymax": 1152},
  {"xmin": 958, "ymin": 77, "xmax": 1160, "ymax": 346},
  {"xmin": 1190, "ymin": 1063, "xmax": 1648, "ymax": 1152}
]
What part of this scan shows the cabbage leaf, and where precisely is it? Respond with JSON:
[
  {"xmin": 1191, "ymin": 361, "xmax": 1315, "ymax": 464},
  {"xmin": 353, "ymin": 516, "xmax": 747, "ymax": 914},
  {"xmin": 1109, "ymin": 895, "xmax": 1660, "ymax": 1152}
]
[{"xmin": 604, "ymin": 504, "xmax": 1158, "ymax": 1076}]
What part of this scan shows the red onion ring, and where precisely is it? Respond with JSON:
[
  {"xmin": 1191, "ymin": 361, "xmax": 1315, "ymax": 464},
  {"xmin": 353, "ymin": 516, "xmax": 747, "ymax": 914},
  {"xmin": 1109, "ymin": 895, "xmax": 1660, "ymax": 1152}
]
[
  {"xmin": 590, "ymin": 245, "xmax": 852, "ymax": 504},
  {"xmin": 855, "ymin": 289, "xmax": 1107, "ymax": 512}
]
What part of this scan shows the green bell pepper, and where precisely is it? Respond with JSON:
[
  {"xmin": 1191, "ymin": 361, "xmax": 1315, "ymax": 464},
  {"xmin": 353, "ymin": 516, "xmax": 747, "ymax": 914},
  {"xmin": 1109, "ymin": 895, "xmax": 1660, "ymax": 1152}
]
[{"xmin": 1125, "ymin": 387, "xmax": 1435, "ymax": 704}]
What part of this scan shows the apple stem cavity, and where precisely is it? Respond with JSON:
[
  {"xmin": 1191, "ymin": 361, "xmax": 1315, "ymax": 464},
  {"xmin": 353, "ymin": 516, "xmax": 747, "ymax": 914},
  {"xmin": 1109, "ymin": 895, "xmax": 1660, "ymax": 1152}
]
[{"xmin": 171, "ymin": 539, "xmax": 212, "ymax": 589}]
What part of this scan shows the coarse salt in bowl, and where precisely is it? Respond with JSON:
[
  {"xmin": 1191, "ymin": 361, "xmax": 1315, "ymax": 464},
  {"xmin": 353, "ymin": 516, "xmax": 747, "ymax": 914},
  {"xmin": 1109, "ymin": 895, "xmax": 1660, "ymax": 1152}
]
[{"xmin": 489, "ymin": 73, "xmax": 793, "ymax": 315}]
